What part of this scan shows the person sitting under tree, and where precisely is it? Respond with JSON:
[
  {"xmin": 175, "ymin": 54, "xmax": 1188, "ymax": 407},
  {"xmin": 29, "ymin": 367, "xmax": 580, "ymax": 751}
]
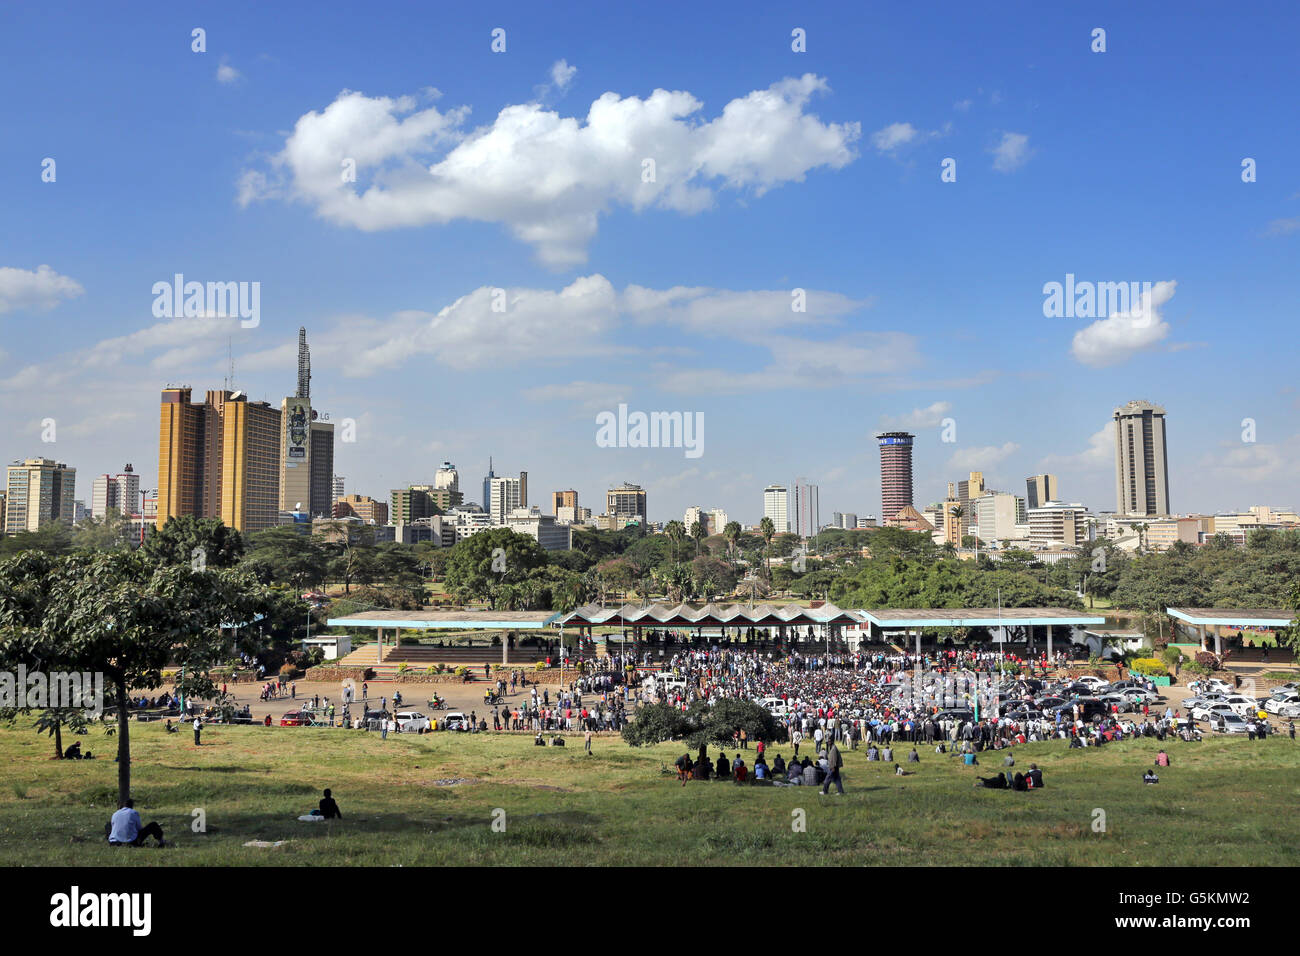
[{"xmin": 107, "ymin": 799, "xmax": 165, "ymax": 847}]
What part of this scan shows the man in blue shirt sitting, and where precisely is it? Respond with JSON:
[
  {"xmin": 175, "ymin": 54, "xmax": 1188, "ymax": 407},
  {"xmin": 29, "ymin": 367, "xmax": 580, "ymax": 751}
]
[{"xmin": 107, "ymin": 799, "xmax": 165, "ymax": 847}]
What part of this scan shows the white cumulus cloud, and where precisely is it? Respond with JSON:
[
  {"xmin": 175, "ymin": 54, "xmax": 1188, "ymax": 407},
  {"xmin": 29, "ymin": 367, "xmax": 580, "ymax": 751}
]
[
  {"xmin": 240, "ymin": 74, "xmax": 860, "ymax": 266},
  {"xmin": 990, "ymin": 132, "xmax": 1031, "ymax": 172},
  {"xmin": 0, "ymin": 264, "xmax": 84, "ymax": 314},
  {"xmin": 1070, "ymin": 280, "xmax": 1175, "ymax": 367}
]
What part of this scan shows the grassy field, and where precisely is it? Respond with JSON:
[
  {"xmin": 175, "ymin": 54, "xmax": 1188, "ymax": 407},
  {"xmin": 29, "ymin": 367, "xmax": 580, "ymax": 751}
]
[{"xmin": 1, "ymin": 723, "xmax": 1298, "ymax": 866}]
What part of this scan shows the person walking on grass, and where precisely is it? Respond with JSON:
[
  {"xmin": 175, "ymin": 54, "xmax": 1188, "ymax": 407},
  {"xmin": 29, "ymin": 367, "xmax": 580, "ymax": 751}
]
[
  {"xmin": 819, "ymin": 741, "xmax": 844, "ymax": 796},
  {"xmin": 585, "ymin": 729, "xmax": 593, "ymax": 754},
  {"xmin": 192, "ymin": 716, "xmax": 202, "ymax": 746}
]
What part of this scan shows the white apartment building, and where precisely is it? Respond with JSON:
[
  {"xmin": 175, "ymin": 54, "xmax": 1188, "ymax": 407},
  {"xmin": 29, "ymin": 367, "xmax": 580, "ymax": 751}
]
[
  {"xmin": 763, "ymin": 484, "xmax": 789, "ymax": 533},
  {"xmin": 972, "ymin": 492, "xmax": 1029, "ymax": 544},
  {"xmin": 92, "ymin": 464, "xmax": 142, "ymax": 519}
]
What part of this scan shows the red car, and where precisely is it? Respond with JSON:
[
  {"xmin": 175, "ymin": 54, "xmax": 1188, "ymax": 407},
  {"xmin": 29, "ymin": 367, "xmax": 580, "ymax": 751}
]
[{"xmin": 280, "ymin": 711, "xmax": 307, "ymax": 726}]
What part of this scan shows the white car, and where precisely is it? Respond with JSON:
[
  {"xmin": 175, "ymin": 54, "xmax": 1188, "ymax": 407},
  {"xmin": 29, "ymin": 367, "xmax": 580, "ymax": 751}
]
[
  {"xmin": 1191, "ymin": 702, "xmax": 1237, "ymax": 722},
  {"xmin": 393, "ymin": 711, "xmax": 431, "ymax": 733},
  {"xmin": 1204, "ymin": 678, "xmax": 1234, "ymax": 695},
  {"xmin": 1119, "ymin": 687, "xmax": 1161, "ymax": 704},
  {"xmin": 441, "ymin": 711, "xmax": 469, "ymax": 731},
  {"xmin": 1075, "ymin": 676, "xmax": 1109, "ymax": 690},
  {"xmin": 755, "ymin": 697, "xmax": 789, "ymax": 718},
  {"xmin": 1221, "ymin": 695, "xmax": 1261, "ymax": 718},
  {"xmin": 1264, "ymin": 697, "xmax": 1300, "ymax": 718}
]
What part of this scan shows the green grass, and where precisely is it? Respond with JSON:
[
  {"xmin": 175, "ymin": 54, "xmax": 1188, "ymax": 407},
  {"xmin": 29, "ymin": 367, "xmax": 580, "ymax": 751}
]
[{"xmin": 2, "ymin": 724, "xmax": 1298, "ymax": 866}]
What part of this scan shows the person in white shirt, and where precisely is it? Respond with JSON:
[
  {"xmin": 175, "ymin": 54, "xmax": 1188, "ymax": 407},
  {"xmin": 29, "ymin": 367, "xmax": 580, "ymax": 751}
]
[
  {"xmin": 193, "ymin": 717, "xmax": 202, "ymax": 746},
  {"xmin": 107, "ymin": 799, "xmax": 164, "ymax": 846}
]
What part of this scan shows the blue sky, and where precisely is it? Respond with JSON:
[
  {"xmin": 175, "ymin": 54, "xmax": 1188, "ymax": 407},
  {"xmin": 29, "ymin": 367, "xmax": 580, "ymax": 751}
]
[{"xmin": 2, "ymin": 0, "xmax": 1297, "ymax": 526}]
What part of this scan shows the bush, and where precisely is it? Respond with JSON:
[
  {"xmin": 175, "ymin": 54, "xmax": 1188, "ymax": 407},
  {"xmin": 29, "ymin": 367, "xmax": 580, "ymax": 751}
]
[
  {"xmin": 1160, "ymin": 646, "xmax": 1183, "ymax": 670},
  {"xmin": 1195, "ymin": 651, "xmax": 1222, "ymax": 671},
  {"xmin": 278, "ymin": 663, "xmax": 296, "ymax": 679},
  {"xmin": 435, "ymin": 662, "xmax": 446, "ymax": 674},
  {"xmin": 454, "ymin": 666, "xmax": 468, "ymax": 677},
  {"xmin": 397, "ymin": 662, "xmax": 409, "ymax": 673},
  {"xmin": 1130, "ymin": 657, "xmax": 1170, "ymax": 678},
  {"xmin": 534, "ymin": 661, "xmax": 548, "ymax": 671},
  {"xmin": 1183, "ymin": 660, "xmax": 1211, "ymax": 677},
  {"xmin": 424, "ymin": 665, "xmax": 438, "ymax": 675},
  {"xmin": 685, "ymin": 699, "xmax": 782, "ymax": 749}
]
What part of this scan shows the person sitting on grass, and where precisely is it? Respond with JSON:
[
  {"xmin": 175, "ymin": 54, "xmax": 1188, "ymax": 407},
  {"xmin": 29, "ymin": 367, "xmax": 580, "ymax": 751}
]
[
  {"xmin": 974, "ymin": 772, "xmax": 1007, "ymax": 789},
  {"xmin": 907, "ymin": 747, "xmax": 920, "ymax": 763},
  {"xmin": 771, "ymin": 753, "xmax": 786, "ymax": 777},
  {"xmin": 551, "ymin": 735, "xmax": 565, "ymax": 747},
  {"xmin": 1155, "ymin": 750, "xmax": 1170, "ymax": 767},
  {"xmin": 787, "ymin": 759, "xmax": 803, "ymax": 785},
  {"xmin": 107, "ymin": 799, "xmax": 165, "ymax": 847},
  {"xmin": 963, "ymin": 752, "xmax": 978, "ymax": 766},
  {"xmin": 866, "ymin": 744, "xmax": 879, "ymax": 761},
  {"xmin": 534, "ymin": 733, "xmax": 546, "ymax": 746},
  {"xmin": 319, "ymin": 789, "xmax": 342, "ymax": 819},
  {"xmin": 675, "ymin": 751, "xmax": 693, "ymax": 783},
  {"xmin": 754, "ymin": 756, "xmax": 768, "ymax": 780},
  {"xmin": 894, "ymin": 763, "xmax": 913, "ymax": 776},
  {"xmin": 1143, "ymin": 769, "xmax": 1159, "ymax": 785},
  {"xmin": 715, "ymin": 752, "xmax": 731, "ymax": 780},
  {"xmin": 1026, "ymin": 764, "xmax": 1043, "ymax": 789},
  {"xmin": 1012, "ymin": 772, "xmax": 1027, "ymax": 792},
  {"xmin": 733, "ymin": 759, "xmax": 748, "ymax": 784}
]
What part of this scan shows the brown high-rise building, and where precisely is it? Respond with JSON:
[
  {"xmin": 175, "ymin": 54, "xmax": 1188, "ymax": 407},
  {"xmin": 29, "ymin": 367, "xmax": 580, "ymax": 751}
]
[
  {"xmin": 552, "ymin": 490, "xmax": 578, "ymax": 515},
  {"xmin": 220, "ymin": 393, "xmax": 281, "ymax": 533},
  {"xmin": 876, "ymin": 432, "xmax": 914, "ymax": 523},
  {"xmin": 158, "ymin": 387, "xmax": 280, "ymax": 534},
  {"xmin": 333, "ymin": 493, "xmax": 388, "ymax": 525},
  {"xmin": 957, "ymin": 471, "xmax": 985, "ymax": 536},
  {"xmin": 310, "ymin": 421, "xmax": 334, "ymax": 517},
  {"xmin": 158, "ymin": 387, "xmax": 230, "ymax": 526}
]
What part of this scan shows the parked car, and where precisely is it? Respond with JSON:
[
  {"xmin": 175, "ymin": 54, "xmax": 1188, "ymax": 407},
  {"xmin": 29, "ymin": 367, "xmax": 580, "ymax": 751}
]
[
  {"xmin": 1075, "ymin": 676, "xmax": 1108, "ymax": 689},
  {"xmin": 1096, "ymin": 694, "xmax": 1137, "ymax": 713},
  {"xmin": 1191, "ymin": 702, "xmax": 1237, "ymax": 722},
  {"xmin": 1220, "ymin": 695, "xmax": 1260, "ymax": 718},
  {"xmin": 393, "ymin": 711, "xmax": 431, "ymax": 733},
  {"xmin": 1264, "ymin": 697, "xmax": 1300, "ymax": 718},
  {"xmin": 280, "ymin": 711, "xmax": 307, "ymax": 727},
  {"xmin": 756, "ymin": 697, "xmax": 789, "ymax": 717},
  {"xmin": 441, "ymin": 711, "xmax": 469, "ymax": 731},
  {"xmin": 1204, "ymin": 678, "xmax": 1235, "ymax": 695},
  {"xmin": 1119, "ymin": 687, "xmax": 1162, "ymax": 704},
  {"xmin": 1209, "ymin": 713, "xmax": 1250, "ymax": 734},
  {"xmin": 1267, "ymin": 687, "xmax": 1299, "ymax": 702}
]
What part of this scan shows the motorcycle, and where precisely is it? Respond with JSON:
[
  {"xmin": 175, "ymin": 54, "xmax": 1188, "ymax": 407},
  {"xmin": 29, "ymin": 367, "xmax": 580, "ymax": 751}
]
[{"xmin": 427, "ymin": 695, "xmax": 448, "ymax": 710}]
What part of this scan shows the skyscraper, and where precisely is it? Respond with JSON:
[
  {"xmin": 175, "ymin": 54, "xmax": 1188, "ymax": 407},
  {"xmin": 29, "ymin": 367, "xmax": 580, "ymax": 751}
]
[
  {"xmin": 762, "ymin": 484, "xmax": 789, "ymax": 532},
  {"xmin": 552, "ymin": 490, "xmax": 578, "ymax": 515},
  {"xmin": 1025, "ymin": 474, "xmax": 1058, "ymax": 511},
  {"xmin": 489, "ymin": 474, "xmax": 527, "ymax": 523},
  {"xmin": 157, "ymin": 387, "xmax": 228, "ymax": 526},
  {"xmin": 957, "ymin": 471, "xmax": 985, "ymax": 537},
  {"xmin": 296, "ymin": 326, "xmax": 311, "ymax": 400},
  {"xmin": 332, "ymin": 476, "xmax": 346, "ymax": 502},
  {"xmin": 1113, "ymin": 400, "xmax": 1171, "ymax": 516},
  {"xmin": 791, "ymin": 477, "xmax": 820, "ymax": 538},
  {"xmin": 876, "ymin": 432, "xmax": 914, "ymax": 523},
  {"xmin": 220, "ymin": 392, "xmax": 281, "ymax": 533},
  {"xmin": 309, "ymin": 420, "xmax": 334, "ymax": 517},
  {"xmin": 482, "ymin": 457, "xmax": 496, "ymax": 511}
]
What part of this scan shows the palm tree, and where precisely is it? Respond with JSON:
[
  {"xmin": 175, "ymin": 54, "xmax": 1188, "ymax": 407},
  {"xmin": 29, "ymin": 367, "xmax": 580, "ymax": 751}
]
[
  {"xmin": 759, "ymin": 516, "xmax": 775, "ymax": 576},
  {"xmin": 947, "ymin": 505, "xmax": 964, "ymax": 546},
  {"xmin": 690, "ymin": 520, "xmax": 706, "ymax": 557},
  {"xmin": 724, "ymin": 520, "xmax": 742, "ymax": 566},
  {"xmin": 1134, "ymin": 522, "xmax": 1149, "ymax": 553},
  {"xmin": 665, "ymin": 520, "xmax": 686, "ymax": 562}
]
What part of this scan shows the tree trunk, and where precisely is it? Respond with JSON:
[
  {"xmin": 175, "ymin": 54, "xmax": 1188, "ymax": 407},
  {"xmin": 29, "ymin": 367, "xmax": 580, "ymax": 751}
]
[
  {"xmin": 54, "ymin": 723, "xmax": 63, "ymax": 759},
  {"xmin": 116, "ymin": 679, "xmax": 131, "ymax": 808}
]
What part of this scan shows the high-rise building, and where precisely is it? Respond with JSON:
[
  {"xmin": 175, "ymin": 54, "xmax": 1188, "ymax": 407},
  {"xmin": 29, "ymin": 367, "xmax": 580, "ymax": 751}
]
[
  {"xmin": 490, "ymin": 475, "xmax": 527, "ymax": 524},
  {"xmin": 830, "ymin": 511, "xmax": 858, "ymax": 530},
  {"xmin": 684, "ymin": 505, "xmax": 705, "ymax": 534},
  {"xmin": 876, "ymin": 432, "xmax": 915, "ymax": 523},
  {"xmin": 506, "ymin": 506, "xmax": 572, "ymax": 551},
  {"xmin": 157, "ymin": 387, "xmax": 230, "ymax": 526},
  {"xmin": 0, "ymin": 491, "xmax": 6, "ymax": 536},
  {"xmin": 708, "ymin": 508, "xmax": 729, "ymax": 535},
  {"xmin": 791, "ymin": 477, "xmax": 820, "ymax": 538},
  {"xmin": 92, "ymin": 464, "xmax": 141, "ymax": 519},
  {"xmin": 435, "ymin": 462, "xmax": 460, "ymax": 494},
  {"xmin": 296, "ymin": 326, "xmax": 311, "ymax": 400},
  {"xmin": 942, "ymin": 482, "xmax": 961, "ymax": 547},
  {"xmin": 391, "ymin": 485, "xmax": 459, "ymax": 523},
  {"xmin": 606, "ymin": 482, "xmax": 647, "ymax": 525},
  {"xmin": 481, "ymin": 457, "xmax": 496, "ymax": 511},
  {"xmin": 4, "ymin": 458, "xmax": 76, "ymax": 534},
  {"xmin": 957, "ymin": 471, "xmax": 985, "ymax": 536},
  {"xmin": 1114, "ymin": 400, "xmax": 1170, "ymax": 516},
  {"xmin": 309, "ymin": 421, "xmax": 334, "ymax": 517},
  {"xmin": 762, "ymin": 484, "xmax": 789, "ymax": 532},
  {"xmin": 220, "ymin": 393, "xmax": 281, "ymax": 533},
  {"xmin": 551, "ymin": 490, "xmax": 578, "ymax": 515},
  {"xmin": 332, "ymin": 476, "xmax": 345, "ymax": 502},
  {"xmin": 1025, "ymin": 474, "xmax": 1058, "ymax": 511}
]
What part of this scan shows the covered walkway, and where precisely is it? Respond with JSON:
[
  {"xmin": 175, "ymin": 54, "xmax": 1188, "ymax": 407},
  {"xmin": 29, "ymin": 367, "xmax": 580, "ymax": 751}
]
[
  {"xmin": 1166, "ymin": 607, "xmax": 1295, "ymax": 656},
  {"xmin": 325, "ymin": 609, "xmax": 563, "ymax": 665}
]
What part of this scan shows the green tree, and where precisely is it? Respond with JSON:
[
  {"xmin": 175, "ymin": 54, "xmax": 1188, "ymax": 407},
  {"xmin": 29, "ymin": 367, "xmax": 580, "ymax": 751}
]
[
  {"xmin": 442, "ymin": 528, "xmax": 547, "ymax": 608},
  {"xmin": 759, "ymin": 517, "xmax": 776, "ymax": 576},
  {"xmin": 144, "ymin": 515, "xmax": 244, "ymax": 568}
]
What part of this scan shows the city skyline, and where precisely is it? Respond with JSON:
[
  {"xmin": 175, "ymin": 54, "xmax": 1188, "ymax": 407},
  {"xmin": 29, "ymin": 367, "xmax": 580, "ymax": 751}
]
[{"xmin": 2, "ymin": 5, "xmax": 1298, "ymax": 526}]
